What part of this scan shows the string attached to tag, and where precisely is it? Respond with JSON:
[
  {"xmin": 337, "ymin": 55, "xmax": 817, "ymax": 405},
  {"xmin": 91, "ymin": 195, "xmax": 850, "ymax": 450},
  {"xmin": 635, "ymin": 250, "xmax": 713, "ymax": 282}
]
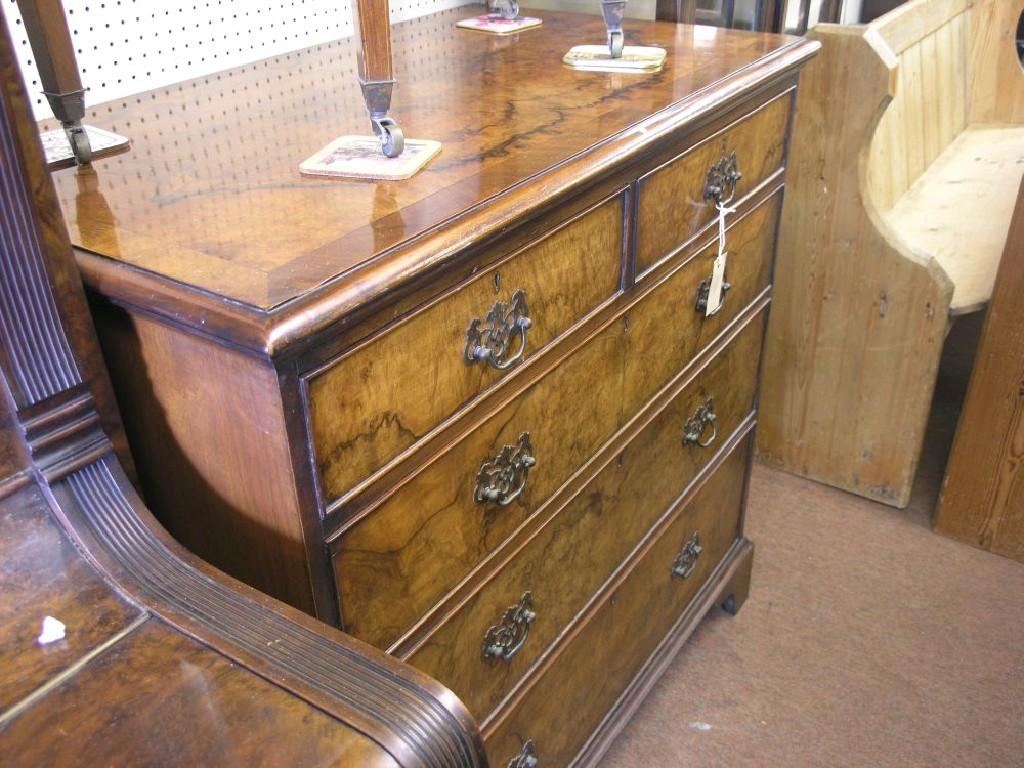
[
  {"xmin": 704, "ymin": 201, "xmax": 736, "ymax": 317},
  {"xmin": 716, "ymin": 200, "xmax": 736, "ymax": 258}
]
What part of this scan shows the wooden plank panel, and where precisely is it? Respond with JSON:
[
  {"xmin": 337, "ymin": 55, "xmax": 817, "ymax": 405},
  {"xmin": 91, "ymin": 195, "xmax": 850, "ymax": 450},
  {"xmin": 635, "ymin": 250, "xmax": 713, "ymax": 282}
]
[
  {"xmin": 951, "ymin": 9, "xmax": 969, "ymax": 133},
  {"xmin": 870, "ymin": 100, "xmax": 897, "ymax": 211},
  {"xmin": 919, "ymin": 32, "xmax": 942, "ymax": 168},
  {"xmin": 901, "ymin": 43, "xmax": 927, "ymax": 191},
  {"xmin": 874, "ymin": 0, "xmax": 970, "ymax": 54},
  {"xmin": 935, "ymin": 181, "xmax": 1024, "ymax": 561},
  {"xmin": 934, "ymin": 19, "xmax": 957, "ymax": 149},
  {"xmin": 968, "ymin": 0, "xmax": 1024, "ymax": 123},
  {"xmin": 883, "ymin": 57, "xmax": 908, "ymax": 208},
  {"xmin": 758, "ymin": 26, "xmax": 951, "ymax": 508}
]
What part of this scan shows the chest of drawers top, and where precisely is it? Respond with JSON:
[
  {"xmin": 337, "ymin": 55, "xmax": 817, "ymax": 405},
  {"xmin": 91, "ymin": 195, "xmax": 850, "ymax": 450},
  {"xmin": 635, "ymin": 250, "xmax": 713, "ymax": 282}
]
[{"xmin": 55, "ymin": 7, "xmax": 814, "ymax": 356}]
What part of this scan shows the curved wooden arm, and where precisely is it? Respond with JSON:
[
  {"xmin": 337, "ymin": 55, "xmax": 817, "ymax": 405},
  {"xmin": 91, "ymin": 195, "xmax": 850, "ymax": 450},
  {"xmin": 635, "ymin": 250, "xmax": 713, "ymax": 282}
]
[{"xmin": 0, "ymin": 7, "xmax": 485, "ymax": 766}]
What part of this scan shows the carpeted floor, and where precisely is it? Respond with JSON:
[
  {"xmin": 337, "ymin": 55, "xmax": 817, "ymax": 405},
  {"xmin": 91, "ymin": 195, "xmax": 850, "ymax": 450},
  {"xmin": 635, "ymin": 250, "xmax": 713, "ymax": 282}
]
[{"xmin": 602, "ymin": 316, "xmax": 1024, "ymax": 767}]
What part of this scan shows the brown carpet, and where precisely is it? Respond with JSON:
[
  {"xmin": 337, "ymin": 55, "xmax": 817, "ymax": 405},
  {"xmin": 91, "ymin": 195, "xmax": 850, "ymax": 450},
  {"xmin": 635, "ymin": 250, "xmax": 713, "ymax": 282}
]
[{"xmin": 602, "ymin": 315, "xmax": 1024, "ymax": 767}]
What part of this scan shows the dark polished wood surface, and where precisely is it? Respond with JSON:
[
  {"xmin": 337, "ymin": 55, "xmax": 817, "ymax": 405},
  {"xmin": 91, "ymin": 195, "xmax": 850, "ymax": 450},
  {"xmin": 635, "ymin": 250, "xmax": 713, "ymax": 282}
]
[
  {"xmin": 0, "ymin": 7, "xmax": 486, "ymax": 765},
  {"xmin": 55, "ymin": 7, "xmax": 813, "ymax": 350}
]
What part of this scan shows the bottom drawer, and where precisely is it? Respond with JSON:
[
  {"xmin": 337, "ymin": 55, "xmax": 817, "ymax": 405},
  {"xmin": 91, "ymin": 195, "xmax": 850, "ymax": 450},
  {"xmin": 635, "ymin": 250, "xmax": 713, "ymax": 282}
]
[{"xmin": 484, "ymin": 435, "xmax": 751, "ymax": 767}]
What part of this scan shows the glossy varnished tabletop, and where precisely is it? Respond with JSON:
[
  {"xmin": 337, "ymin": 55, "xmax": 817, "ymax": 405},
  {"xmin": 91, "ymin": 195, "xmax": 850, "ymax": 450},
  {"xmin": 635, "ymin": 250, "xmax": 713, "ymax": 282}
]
[{"xmin": 53, "ymin": 7, "xmax": 813, "ymax": 351}]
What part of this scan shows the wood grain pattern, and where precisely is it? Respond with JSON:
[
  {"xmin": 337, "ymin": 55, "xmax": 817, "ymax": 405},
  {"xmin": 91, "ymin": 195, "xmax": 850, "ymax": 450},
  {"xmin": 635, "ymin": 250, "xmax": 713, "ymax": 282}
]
[
  {"xmin": 484, "ymin": 436, "xmax": 750, "ymax": 766},
  {"xmin": 867, "ymin": 3, "xmax": 971, "ymax": 210},
  {"xmin": 884, "ymin": 126, "xmax": 1024, "ymax": 314},
  {"xmin": 309, "ymin": 193, "xmax": 624, "ymax": 503},
  {"xmin": 934, "ymin": 180, "xmax": 1024, "ymax": 561},
  {"xmin": 635, "ymin": 91, "xmax": 791, "ymax": 274},
  {"xmin": 0, "ymin": 618, "xmax": 400, "ymax": 768},
  {"xmin": 871, "ymin": 0, "xmax": 970, "ymax": 56},
  {"xmin": 0, "ymin": 484, "xmax": 140, "ymax": 712},
  {"xmin": 0, "ymin": 9, "xmax": 488, "ymax": 764},
  {"xmin": 53, "ymin": 8, "xmax": 816, "ymax": 337},
  {"xmin": 760, "ymin": 0, "xmax": 1023, "ymax": 507},
  {"xmin": 624, "ymin": 190, "xmax": 780, "ymax": 416},
  {"xmin": 13, "ymin": 0, "xmax": 82, "ymax": 97},
  {"xmin": 967, "ymin": 0, "xmax": 1024, "ymax": 124},
  {"xmin": 93, "ymin": 307, "xmax": 318, "ymax": 614},
  {"xmin": 758, "ymin": 24, "xmax": 951, "ymax": 508},
  {"xmin": 405, "ymin": 314, "xmax": 765, "ymax": 721},
  {"xmin": 0, "ymin": 6, "xmax": 814, "ymax": 760},
  {"xmin": 332, "ymin": 305, "xmax": 630, "ymax": 649},
  {"xmin": 352, "ymin": 0, "xmax": 394, "ymax": 83}
]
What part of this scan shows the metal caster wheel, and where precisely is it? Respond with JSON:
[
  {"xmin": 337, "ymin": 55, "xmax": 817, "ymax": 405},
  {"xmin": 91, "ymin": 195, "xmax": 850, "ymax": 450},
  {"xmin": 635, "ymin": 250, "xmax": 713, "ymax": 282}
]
[
  {"xmin": 372, "ymin": 117, "xmax": 404, "ymax": 159},
  {"xmin": 608, "ymin": 29, "xmax": 624, "ymax": 59},
  {"xmin": 68, "ymin": 127, "xmax": 93, "ymax": 165}
]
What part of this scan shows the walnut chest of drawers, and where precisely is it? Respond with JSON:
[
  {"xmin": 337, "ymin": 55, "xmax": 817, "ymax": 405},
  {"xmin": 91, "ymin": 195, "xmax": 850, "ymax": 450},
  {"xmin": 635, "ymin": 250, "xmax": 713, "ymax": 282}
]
[{"xmin": 55, "ymin": 9, "xmax": 817, "ymax": 766}]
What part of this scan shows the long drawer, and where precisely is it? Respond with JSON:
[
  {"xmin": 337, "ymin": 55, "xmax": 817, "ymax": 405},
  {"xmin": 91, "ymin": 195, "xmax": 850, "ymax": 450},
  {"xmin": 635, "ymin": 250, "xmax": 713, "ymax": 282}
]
[
  {"xmin": 331, "ymin": 314, "xmax": 630, "ymax": 649},
  {"xmin": 404, "ymin": 312, "xmax": 766, "ymax": 720},
  {"xmin": 484, "ymin": 436, "xmax": 752, "ymax": 767},
  {"xmin": 635, "ymin": 90, "xmax": 792, "ymax": 275},
  {"xmin": 308, "ymin": 193, "xmax": 625, "ymax": 505},
  {"xmin": 330, "ymin": 191, "xmax": 779, "ymax": 650}
]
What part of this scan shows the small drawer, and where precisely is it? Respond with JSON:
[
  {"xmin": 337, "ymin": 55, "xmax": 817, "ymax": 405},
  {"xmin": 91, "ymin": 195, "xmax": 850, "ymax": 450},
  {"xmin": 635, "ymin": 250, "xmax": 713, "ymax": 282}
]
[
  {"xmin": 404, "ymin": 313, "xmax": 766, "ymax": 721},
  {"xmin": 308, "ymin": 193, "xmax": 624, "ymax": 506},
  {"xmin": 484, "ymin": 436, "xmax": 751, "ymax": 767},
  {"xmin": 635, "ymin": 91, "xmax": 792, "ymax": 275},
  {"xmin": 330, "ymin": 313, "xmax": 630, "ymax": 650},
  {"xmin": 623, "ymin": 190, "xmax": 780, "ymax": 416}
]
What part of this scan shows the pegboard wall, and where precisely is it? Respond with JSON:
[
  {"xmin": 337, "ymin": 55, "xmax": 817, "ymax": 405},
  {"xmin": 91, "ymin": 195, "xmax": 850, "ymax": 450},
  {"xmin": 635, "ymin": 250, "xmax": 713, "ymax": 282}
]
[{"xmin": 4, "ymin": 0, "xmax": 478, "ymax": 120}]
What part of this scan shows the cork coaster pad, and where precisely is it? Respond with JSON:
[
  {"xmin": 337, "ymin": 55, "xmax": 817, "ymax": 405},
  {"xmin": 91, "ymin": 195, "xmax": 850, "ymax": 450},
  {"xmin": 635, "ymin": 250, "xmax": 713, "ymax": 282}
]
[
  {"xmin": 563, "ymin": 45, "xmax": 667, "ymax": 73},
  {"xmin": 456, "ymin": 14, "xmax": 543, "ymax": 34},
  {"xmin": 300, "ymin": 136, "xmax": 441, "ymax": 181},
  {"xmin": 42, "ymin": 125, "xmax": 130, "ymax": 169}
]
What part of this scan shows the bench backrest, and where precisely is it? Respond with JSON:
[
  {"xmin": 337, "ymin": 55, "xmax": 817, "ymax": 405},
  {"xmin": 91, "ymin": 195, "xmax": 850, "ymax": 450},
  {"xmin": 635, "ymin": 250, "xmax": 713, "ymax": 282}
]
[
  {"xmin": 865, "ymin": 0, "xmax": 1024, "ymax": 211},
  {"xmin": 867, "ymin": 0, "xmax": 973, "ymax": 210}
]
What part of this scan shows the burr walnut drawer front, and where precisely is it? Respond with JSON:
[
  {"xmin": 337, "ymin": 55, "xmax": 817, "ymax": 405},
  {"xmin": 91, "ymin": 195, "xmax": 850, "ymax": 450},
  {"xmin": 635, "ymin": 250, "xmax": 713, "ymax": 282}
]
[
  {"xmin": 402, "ymin": 313, "xmax": 766, "ymax": 721},
  {"xmin": 634, "ymin": 90, "xmax": 792, "ymax": 275},
  {"xmin": 330, "ymin": 313, "xmax": 631, "ymax": 651},
  {"xmin": 307, "ymin": 193, "xmax": 624, "ymax": 505},
  {"xmin": 485, "ymin": 435, "xmax": 751, "ymax": 767},
  {"xmin": 623, "ymin": 190, "xmax": 780, "ymax": 417}
]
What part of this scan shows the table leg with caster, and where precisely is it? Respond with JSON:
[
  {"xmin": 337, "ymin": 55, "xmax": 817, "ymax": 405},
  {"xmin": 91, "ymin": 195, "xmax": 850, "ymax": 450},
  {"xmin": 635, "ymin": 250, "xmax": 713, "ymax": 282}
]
[{"xmin": 352, "ymin": 0, "xmax": 404, "ymax": 159}]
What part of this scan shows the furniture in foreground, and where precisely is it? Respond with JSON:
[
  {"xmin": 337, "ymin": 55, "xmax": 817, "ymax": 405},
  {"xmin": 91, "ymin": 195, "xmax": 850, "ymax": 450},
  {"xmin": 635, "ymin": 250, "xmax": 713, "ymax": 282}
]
[
  {"xmin": 758, "ymin": 0, "xmax": 1024, "ymax": 508},
  {"xmin": 0, "ymin": 9, "xmax": 484, "ymax": 766},
  {"xmin": 934, "ymin": 179, "xmax": 1024, "ymax": 562},
  {"xmin": 50, "ymin": 10, "xmax": 817, "ymax": 765}
]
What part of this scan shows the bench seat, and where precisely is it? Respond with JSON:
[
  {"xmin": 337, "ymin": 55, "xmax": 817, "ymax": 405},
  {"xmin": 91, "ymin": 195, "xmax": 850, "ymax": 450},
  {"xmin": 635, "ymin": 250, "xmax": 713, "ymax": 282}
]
[{"xmin": 885, "ymin": 125, "xmax": 1024, "ymax": 315}]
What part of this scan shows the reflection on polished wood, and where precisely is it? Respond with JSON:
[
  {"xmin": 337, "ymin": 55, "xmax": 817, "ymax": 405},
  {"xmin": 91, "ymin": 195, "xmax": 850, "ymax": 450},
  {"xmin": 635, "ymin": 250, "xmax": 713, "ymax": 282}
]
[
  {"xmin": 0, "ymin": 7, "xmax": 485, "ymax": 765},
  {"xmin": 56, "ymin": 8, "xmax": 809, "ymax": 338},
  {"xmin": 52, "ymin": 7, "xmax": 818, "ymax": 765}
]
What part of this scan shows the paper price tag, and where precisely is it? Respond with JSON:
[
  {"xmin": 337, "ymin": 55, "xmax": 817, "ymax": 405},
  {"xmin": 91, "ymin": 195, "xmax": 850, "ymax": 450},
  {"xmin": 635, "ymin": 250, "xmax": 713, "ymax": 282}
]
[{"xmin": 706, "ymin": 251, "xmax": 727, "ymax": 316}]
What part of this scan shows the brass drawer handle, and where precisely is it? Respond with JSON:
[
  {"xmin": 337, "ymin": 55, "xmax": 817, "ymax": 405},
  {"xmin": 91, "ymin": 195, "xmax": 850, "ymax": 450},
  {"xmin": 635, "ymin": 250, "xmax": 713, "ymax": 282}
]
[
  {"xmin": 474, "ymin": 432, "xmax": 537, "ymax": 506},
  {"xmin": 465, "ymin": 288, "xmax": 532, "ymax": 371},
  {"xmin": 672, "ymin": 532, "xmax": 703, "ymax": 579},
  {"xmin": 682, "ymin": 398, "xmax": 717, "ymax": 448},
  {"xmin": 483, "ymin": 592, "xmax": 537, "ymax": 661},
  {"xmin": 507, "ymin": 740, "xmax": 539, "ymax": 768},
  {"xmin": 695, "ymin": 277, "xmax": 732, "ymax": 316},
  {"xmin": 703, "ymin": 153, "xmax": 742, "ymax": 205}
]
